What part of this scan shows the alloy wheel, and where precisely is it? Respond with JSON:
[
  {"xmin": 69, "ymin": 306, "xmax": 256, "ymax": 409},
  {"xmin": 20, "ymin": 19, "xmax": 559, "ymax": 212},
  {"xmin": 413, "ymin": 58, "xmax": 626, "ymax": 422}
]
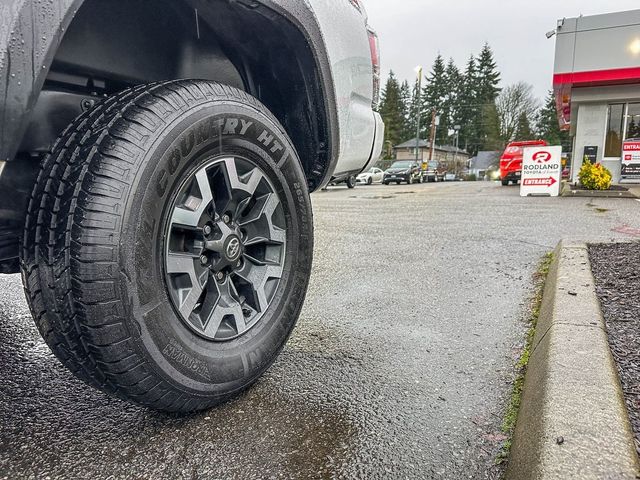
[{"xmin": 164, "ymin": 156, "xmax": 286, "ymax": 342}]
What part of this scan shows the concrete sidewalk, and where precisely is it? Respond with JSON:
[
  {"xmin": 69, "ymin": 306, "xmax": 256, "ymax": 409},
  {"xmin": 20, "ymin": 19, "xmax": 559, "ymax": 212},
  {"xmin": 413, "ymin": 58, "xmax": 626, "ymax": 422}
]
[{"xmin": 507, "ymin": 241, "xmax": 639, "ymax": 479}]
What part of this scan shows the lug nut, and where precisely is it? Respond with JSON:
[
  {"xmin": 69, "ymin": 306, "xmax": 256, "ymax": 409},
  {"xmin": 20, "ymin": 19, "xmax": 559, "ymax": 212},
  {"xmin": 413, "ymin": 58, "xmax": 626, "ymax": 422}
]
[
  {"xmin": 203, "ymin": 225, "xmax": 212, "ymax": 236},
  {"xmin": 222, "ymin": 214, "xmax": 231, "ymax": 224},
  {"xmin": 200, "ymin": 255, "xmax": 209, "ymax": 265},
  {"xmin": 216, "ymin": 271, "xmax": 225, "ymax": 281}
]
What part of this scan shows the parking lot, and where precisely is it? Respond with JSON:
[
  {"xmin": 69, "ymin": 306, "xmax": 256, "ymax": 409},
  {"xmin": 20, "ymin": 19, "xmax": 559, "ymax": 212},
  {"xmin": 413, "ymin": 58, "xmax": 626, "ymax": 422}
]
[{"xmin": 1, "ymin": 181, "xmax": 639, "ymax": 479}]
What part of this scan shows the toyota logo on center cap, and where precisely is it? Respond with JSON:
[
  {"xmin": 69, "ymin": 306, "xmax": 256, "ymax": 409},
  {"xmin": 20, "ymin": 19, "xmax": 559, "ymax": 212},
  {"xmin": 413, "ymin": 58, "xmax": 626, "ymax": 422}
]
[
  {"xmin": 226, "ymin": 237, "xmax": 241, "ymax": 261},
  {"xmin": 532, "ymin": 151, "xmax": 552, "ymax": 163}
]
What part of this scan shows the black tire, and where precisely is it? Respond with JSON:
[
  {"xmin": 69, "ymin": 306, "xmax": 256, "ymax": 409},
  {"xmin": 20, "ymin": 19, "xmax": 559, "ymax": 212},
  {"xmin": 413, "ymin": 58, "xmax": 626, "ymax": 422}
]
[
  {"xmin": 367, "ymin": 177, "xmax": 372, "ymax": 185},
  {"xmin": 20, "ymin": 80, "xmax": 313, "ymax": 413},
  {"xmin": 501, "ymin": 179, "xmax": 510, "ymax": 186},
  {"xmin": 346, "ymin": 175, "xmax": 356, "ymax": 189}
]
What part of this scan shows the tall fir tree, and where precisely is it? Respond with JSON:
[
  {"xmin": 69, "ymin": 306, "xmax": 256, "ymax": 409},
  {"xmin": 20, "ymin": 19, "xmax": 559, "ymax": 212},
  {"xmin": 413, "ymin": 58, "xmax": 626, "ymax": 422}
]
[
  {"xmin": 422, "ymin": 54, "xmax": 448, "ymax": 143},
  {"xmin": 399, "ymin": 80, "xmax": 413, "ymax": 141},
  {"xmin": 481, "ymin": 102, "xmax": 503, "ymax": 151},
  {"xmin": 514, "ymin": 112, "xmax": 534, "ymax": 141},
  {"xmin": 476, "ymin": 43, "xmax": 501, "ymax": 104},
  {"xmin": 475, "ymin": 44, "xmax": 502, "ymax": 152},
  {"xmin": 440, "ymin": 58, "xmax": 462, "ymax": 145},
  {"xmin": 456, "ymin": 55, "xmax": 479, "ymax": 153},
  {"xmin": 406, "ymin": 78, "xmax": 422, "ymax": 142},
  {"xmin": 378, "ymin": 71, "xmax": 406, "ymax": 156}
]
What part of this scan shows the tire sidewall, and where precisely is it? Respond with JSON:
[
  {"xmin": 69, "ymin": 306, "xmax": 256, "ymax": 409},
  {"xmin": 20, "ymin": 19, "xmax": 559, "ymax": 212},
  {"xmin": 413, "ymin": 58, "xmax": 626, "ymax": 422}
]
[{"xmin": 119, "ymin": 101, "xmax": 312, "ymax": 396}]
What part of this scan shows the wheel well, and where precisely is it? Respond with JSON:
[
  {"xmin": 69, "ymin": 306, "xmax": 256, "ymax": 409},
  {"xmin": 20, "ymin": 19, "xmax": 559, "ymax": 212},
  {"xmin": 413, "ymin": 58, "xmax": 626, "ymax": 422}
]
[{"xmin": 19, "ymin": 0, "xmax": 331, "ymax": 190}]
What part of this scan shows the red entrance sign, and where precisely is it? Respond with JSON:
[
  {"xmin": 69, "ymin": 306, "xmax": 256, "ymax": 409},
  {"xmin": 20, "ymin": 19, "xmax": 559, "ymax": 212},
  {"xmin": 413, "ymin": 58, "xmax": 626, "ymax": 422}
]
[{"xmin": 523, "ymin": 177, "xmax": 557, "ymax": 187}]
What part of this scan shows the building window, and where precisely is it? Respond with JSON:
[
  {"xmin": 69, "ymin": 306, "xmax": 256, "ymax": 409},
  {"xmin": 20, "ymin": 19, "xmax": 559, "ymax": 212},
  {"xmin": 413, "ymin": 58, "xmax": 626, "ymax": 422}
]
[
  {"xmin": 605, "ymin": 104, "xmax": 624, "ymax": 157},
  {"xmin": 625, "ymin": 103, "xmax": 640, "ymax": 140}
]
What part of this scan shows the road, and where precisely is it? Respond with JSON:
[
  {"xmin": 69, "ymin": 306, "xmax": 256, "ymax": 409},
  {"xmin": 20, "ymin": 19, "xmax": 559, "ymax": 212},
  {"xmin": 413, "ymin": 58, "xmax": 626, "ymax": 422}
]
[{"xmin": 1, "ymin": 181, "xmax": 639, "ymax": 479}]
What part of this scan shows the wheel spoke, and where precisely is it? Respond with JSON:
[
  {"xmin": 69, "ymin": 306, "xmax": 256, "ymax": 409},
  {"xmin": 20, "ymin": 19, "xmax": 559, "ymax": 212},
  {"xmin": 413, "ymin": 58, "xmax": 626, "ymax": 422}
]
[
  {"xmin": 234, "ymin": 262, "xmax": 283, "ymax": 313},
  {"xmin": 223, "ymin": 157, "xmax": 265, "ymax": 198},
  {"xmin": 166, "ymin": 253, "xmax": 207, "ymax": 318},
  {"xmin": 171, "ymin": 168, "xmax": 214, "ymax": 228},
  {"xmin": 239, "ymin": 192, "xmax": 285, "ymax": 246},
  {"xmin": 171, "ymin": 206, "xmax": 201, "ymax": 228},
  {"xmin": 202, "ymin": 278, "xmax": 246, "ymax": 337}
]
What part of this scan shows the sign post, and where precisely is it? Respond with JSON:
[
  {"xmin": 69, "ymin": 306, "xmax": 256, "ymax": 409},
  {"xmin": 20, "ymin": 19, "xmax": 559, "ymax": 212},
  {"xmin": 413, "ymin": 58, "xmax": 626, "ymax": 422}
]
[
  {"xmin": 520, "ymin": 146, "xmax": 562, "ymax": 197},
  {"xmin": 622, "ymin": 139, "xmax": 640, "ymax": 181}
]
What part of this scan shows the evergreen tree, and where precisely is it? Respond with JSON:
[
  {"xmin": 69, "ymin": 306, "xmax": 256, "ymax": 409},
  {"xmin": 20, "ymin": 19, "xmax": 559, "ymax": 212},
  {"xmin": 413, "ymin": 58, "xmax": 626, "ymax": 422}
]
[
  {"xmin": 475, "ymin": 44, "xmax": 502, "ymax": 152},
  {"xmin": 481, "ymin": 102, "xmax": 503, "ymax": 151},
  {"xmin": 378, "ymin": 71, "xmax": 407, "ymax": 157},
  {"xmin": 456, "ymin": 55, "xmax": 479, "ymax": 153},
  {"xmin": 422, "ymin": 54, "xmax": 448, "ymax": 143},
  {"xmin": 514, "ymin": 112, "xmax": 534, "ymax": 140},
  {"xmin": 439, "ymin": 58, "xmax": 461, "ymax": 146},
  {"xmin": 476, "ymin": 43, "xmax": 501, "ymax": 104},
  {"xmin": 399, "ymin": 80, "xmax": 413, "ymax": 141},
  {"xmin": 406, "ymin": 78, "xmax": 423, "ymax": 142},
  {"xmin": 536, "ymin": 90, "xmax": 572, "ymax": 151}
]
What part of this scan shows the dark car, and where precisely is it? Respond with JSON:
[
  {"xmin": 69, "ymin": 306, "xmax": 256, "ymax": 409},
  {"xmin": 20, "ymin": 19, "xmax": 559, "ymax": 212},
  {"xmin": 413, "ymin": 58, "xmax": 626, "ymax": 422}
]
[{"xmin": 383, "ymin": 161, "xmax": 422, "ymax": 185}]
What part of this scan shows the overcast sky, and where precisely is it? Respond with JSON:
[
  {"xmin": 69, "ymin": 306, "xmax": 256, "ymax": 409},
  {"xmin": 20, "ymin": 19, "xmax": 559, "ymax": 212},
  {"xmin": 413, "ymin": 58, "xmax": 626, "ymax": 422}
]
[{"xmin": 364, "ymin": 1, "xmax": 639, "ymax": 100}]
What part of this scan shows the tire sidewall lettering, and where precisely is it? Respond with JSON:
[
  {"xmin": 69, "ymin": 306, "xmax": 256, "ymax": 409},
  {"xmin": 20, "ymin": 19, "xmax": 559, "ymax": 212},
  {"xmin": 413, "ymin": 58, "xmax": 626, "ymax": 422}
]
[{"xmin": 123, "ymin": 105, "xmax": 312, "ymax": 392}]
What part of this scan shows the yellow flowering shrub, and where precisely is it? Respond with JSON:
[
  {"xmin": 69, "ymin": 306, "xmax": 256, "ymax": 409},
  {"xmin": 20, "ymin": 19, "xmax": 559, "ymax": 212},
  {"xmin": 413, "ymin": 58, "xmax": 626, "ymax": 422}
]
[{"xmin": 578, "ymin": 160, "xmax": 612, "ymax": 190}]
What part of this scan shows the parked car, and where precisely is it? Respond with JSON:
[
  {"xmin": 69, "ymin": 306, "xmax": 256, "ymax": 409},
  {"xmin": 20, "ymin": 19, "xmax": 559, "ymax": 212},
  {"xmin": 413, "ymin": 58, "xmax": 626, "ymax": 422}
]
[
  {"xmin": 357, "ymin": 167, "xmax": 385, "ymax": 185},
  {"xmin": 444, "ymin": 173, "xmax": 458, "ymax": 182},
  {"xmin": 383, "ymin": 161, "xmax": 422, "ymax": 185},
  {"xmin": 500, "ymin": 140, "xmax": 548, "ymax": 185},
  {"xmin": 422, "ymin": 161, "xmax": 445, "ymax": 182},
  {"xmin": 0, "ymin": 0, "xmax": 383, "ymax": 412}
]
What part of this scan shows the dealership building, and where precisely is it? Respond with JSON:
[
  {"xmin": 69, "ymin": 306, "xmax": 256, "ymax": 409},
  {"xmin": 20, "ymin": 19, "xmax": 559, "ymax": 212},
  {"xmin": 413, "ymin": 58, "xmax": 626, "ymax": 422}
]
[{"xmin": 554, "ymin": 9, "xmax": 640, "ymax": 183}]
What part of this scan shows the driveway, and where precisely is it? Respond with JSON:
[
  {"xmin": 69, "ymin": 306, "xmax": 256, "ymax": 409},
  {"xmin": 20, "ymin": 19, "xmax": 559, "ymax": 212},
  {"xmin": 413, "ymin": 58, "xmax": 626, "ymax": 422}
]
[{"xmin": 1, "ymin": 182, "xmax": 639, "ymax": 479}]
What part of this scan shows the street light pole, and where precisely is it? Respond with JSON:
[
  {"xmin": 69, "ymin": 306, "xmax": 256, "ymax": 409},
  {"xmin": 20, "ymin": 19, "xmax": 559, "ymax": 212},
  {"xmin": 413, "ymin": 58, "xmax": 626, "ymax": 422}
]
[{"xmin": 414, "ymin": 66, "xmax": 423, "ymax": 163}]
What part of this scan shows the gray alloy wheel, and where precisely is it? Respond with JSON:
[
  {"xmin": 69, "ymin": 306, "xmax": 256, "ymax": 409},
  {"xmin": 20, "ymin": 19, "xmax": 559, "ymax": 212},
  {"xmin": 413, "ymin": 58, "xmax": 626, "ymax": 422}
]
[{"xmin": 165, "ymin": 156, "xmax": 286, "ymax": 342}]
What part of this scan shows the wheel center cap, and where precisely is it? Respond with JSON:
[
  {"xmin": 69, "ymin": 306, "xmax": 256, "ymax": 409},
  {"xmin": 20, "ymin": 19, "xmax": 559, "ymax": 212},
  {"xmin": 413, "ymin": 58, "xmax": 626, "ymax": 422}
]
[{"xmin": 224, "ymin": 235, "xmax": 242, "ymax": 262}]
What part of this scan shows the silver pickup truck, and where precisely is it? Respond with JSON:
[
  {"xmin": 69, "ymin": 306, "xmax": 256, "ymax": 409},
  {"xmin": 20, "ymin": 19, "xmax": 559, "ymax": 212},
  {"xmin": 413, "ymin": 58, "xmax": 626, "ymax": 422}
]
[{"xmin": 0, "ymin": 0, "xmax": 383, "ymax": 412}]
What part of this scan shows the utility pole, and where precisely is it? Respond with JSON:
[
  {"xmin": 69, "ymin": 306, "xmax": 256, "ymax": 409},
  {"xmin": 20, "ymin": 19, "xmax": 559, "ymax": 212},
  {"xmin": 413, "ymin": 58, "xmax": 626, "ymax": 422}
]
[
  {"xmin": 414, "ymin": 66, "xmax": 423, "ymax": 163},
  {"xmin": 428, "ymin": 109, "xmax": 438, "ymax": 162},
  {"xmin": 454, "ymin": 125, "xmax": 461, "ymax": 175}
]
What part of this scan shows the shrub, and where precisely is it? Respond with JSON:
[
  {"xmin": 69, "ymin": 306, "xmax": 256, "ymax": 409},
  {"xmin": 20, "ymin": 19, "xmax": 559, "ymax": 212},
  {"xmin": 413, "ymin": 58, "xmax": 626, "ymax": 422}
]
[{"xmin": 578, "ymin": 160, "xmax": 612, "ymax": 190}]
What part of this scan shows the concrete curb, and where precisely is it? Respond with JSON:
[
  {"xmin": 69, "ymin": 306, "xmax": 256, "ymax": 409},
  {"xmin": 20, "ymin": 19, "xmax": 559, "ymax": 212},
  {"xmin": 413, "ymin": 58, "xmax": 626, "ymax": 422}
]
[{"xmin": 506, "ymin": 241, "xmax": 640, "ymax": 480}]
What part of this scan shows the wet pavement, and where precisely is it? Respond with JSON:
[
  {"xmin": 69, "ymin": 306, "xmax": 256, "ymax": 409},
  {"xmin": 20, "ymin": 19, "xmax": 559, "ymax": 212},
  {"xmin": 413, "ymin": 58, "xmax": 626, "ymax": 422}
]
[{"xmin": 1, "ymin": 182, "xmax": 639, "ymax": 479}]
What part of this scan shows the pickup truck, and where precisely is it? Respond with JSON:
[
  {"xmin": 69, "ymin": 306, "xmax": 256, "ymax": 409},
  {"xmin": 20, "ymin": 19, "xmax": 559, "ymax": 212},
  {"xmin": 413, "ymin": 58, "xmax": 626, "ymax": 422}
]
[{"xmin": 0, "ymin": 0, "xmax": 384, "ymax": 412}]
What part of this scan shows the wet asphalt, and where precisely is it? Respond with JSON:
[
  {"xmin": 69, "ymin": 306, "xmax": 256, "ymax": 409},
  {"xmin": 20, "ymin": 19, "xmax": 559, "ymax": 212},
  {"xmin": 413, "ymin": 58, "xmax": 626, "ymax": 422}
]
[{"xmin": 1, "ymin": 182, "xmax": 639, "ymax": 480}]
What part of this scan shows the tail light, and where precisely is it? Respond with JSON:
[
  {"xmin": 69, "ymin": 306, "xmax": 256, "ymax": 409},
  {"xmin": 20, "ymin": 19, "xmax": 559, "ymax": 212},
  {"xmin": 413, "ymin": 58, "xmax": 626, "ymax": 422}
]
[{"xmin": 368, "ymin": 28, "xmax": 381, "ymax": 109}]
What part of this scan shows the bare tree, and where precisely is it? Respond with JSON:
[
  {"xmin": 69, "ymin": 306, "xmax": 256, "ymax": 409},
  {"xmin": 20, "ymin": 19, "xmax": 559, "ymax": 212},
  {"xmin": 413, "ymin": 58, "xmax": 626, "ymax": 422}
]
[{"xmin": 496, "ymin": 82, "xmax": 540, "ymax": 142}]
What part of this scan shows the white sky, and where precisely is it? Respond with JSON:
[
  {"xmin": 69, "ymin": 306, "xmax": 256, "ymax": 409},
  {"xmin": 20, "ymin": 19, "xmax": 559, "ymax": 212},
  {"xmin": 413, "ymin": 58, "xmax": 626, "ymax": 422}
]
[{"xmin": 364, "ymin": 1, "xmax": 640, "ymax": 100}]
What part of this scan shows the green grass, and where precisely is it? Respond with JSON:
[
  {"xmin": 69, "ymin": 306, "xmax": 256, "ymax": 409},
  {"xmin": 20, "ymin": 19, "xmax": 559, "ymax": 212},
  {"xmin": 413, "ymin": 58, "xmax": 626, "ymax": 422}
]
[{"xmin": 496, "ymin": 252, "xmax": 554, "ymax": 466}]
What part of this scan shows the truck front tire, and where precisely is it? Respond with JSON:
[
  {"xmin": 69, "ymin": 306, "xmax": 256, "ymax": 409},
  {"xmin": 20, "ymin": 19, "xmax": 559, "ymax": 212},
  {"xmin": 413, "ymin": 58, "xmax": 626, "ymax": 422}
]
[{"xmin": 21, "ymin": 80, "xmax": 313, "ymax": 413}]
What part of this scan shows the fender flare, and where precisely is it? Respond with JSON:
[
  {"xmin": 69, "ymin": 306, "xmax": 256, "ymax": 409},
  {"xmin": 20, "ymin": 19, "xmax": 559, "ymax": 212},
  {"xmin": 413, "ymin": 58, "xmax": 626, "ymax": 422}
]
[{"xmin": 0, "ymin": 0, "xmax": 340, "ymax": 188}]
